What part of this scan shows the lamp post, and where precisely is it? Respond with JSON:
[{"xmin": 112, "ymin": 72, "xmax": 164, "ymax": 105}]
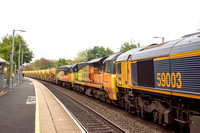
[
  {"xmin": 9, "ymin": 29, "xmax": 26, "ymax": 90},
  {"xmin": 153, "ymin": 36, "xmax": 164, "ymax": 43},
  {"xmin": 20, "ymin": 51, "xmax": 23, "ymax": 83},
  {"xmin": 17, "ymin": 44, "xmax": 21, "ymax": 84}
]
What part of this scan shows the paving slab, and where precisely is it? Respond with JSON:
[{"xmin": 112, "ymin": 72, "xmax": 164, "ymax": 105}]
[{"xmin": 0, "ymin": 78, "xmax": 35, "ymax": 133}]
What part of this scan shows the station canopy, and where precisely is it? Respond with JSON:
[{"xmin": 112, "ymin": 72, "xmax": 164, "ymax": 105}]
[{"xmin": 0, "ymin": 58, "xmax": 9, "ymax": 65}]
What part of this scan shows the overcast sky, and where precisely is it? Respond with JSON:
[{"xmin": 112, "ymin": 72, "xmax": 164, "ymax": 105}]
[{"xmin": 0, "ymin": 0, "xmax": 199, "ymax": 61}]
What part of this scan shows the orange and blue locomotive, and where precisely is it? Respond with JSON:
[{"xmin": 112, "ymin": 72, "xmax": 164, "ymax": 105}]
[{"xmin": 115, "ymin": 33, "xmax": 200, "ymax": 132}]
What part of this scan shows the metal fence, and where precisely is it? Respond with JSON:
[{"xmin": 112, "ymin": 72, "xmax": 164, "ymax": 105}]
[{"xmin": 0, "ymin": 68, "xmax": 21, "ymax": 92}]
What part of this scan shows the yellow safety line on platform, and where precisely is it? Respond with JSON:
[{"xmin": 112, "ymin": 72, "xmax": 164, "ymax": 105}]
[
  {"xmin": 28, "ymin": 78, "xmax": 40, "ymax": 133},
  {"xmin": 0, "ymin": 90, "xmax": 9, "ymax": 96}
]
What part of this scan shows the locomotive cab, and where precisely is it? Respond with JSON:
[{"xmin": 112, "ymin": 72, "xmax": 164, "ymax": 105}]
[{"xmin": 103, "ymin": 53, "xmax": 121, "ymax": 100}]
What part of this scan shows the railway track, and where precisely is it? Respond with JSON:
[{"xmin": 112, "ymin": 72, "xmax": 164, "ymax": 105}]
[
  {"xmin": 40, "ymin": 80, "xmax": 173, "ymax": 133},
  {"xmin": 42, "ymin": 82, "xmax": 126, "ymax": 133}
]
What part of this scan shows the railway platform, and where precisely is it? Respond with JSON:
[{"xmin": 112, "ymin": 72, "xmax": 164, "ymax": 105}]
[{"xmin": 0, "ymin": 78, "xmax": 85, "ymax": 133}]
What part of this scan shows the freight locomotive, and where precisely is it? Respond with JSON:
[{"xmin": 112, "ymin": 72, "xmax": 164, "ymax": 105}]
[{"xmin": 23, "ymin": 32, "xmax": 200, "ymax": 132}]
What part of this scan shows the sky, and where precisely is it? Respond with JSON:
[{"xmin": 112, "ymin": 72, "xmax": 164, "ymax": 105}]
[{"xmin": 0, "ymin": 0, "xmax": 199, "ymax": 62}]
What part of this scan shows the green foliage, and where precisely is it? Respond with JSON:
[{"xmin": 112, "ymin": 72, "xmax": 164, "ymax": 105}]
[
  {"xmin": 56, "ymin": 58, "xmax": 69, "ymax": 67},
  {"xmin": 0, "ymin": 34, "xmax": 34, "ymax": 68},
  {"xmin": 86, "ymin": 46, "xmax": 114, "ymax": 61},
  {"xmin": 120, "ymin": 41, "xmax": 140, "ymax": 53},
  {"xmin": 73, "ymin": 46, "xmax": 114, "ymax": 62},
  {"xmin": 73, "ymin": 49, "xmax": 88, "ymax": 63}
]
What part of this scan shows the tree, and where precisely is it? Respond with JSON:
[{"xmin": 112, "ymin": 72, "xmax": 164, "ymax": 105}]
[
  {"xmin": 23, "ymin": 63, "xmax": 34, "ymax": 71},
  {"xmin": 0, "ymin": 34, "xmax": 34, "ymax": 68},
  {"xmin": 24, "ymin": 58, "xmax": 74, "ymax": 71},
  {"xmin": 28, "ymin": 58, "xmax": 56, "ymax": 70},
  {"xmin": 34, "ymin": 58, "xmax": 56, "ymax": 70},
  {"xmin": 66, "ymin": 59, "xmax": 74, "ymax": 65},
  {"xmin": 56, "ymin": 58, "xmax": 69, "ymax": 67},
  {"xmin": 119, "ymin": 41, "xmax": 140, "ymax": 53},
  {"xmin": 73, "ymin": 49, "xmax": 88, "ymax": 63},
  {"xmin": 86, "ymin": 46, "xmax": 114, "ymax": 61}
]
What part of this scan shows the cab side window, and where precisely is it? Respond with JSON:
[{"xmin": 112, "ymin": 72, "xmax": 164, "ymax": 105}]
[
  {"xmin": 107, "ymin": 61, "xmax": 111, "ymax": 73},
  {"xmin": 104, "ymin": 61, "xmax": 111, "ymax": 73},
  {"xmin": 104, "ymin": 62, "xmax": 108, "ymax": 72},
  {"xmin": 64, "ymin": 70, "xmax": 67, "ymax": 75},
  {"xmin": 73, "ymin": 67, "xmax": 78, "ymax": 72},
  {"xmin": 117, "ymin": 63, "xmax": 121, "ymax": 74}
]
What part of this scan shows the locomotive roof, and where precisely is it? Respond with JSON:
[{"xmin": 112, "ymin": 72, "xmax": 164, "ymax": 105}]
[
  {"xmin": 116, "ymin": 33, "xmax": 200, "ymax": 62},
  {"xmin": 182, "ymin": 32, "xmax": 200, "ymax": 38},
  {"xmin": 71, "ymin": 63, "xmax": 77, "ymax": 67},
  {"xmin": 116, "ymin": 46, "xmax": 145, "ymax": 62},
  {"xmin": 78, "ymin": 61, "xmax": 88, "ymax": 65},
  {"xmin": 65, "ymin": 64, "xmax": 73, "ymax": 68},
  {"xmin": 58, "ymin": 64, "xmax": 72, "ymax": 70},
  {"xmin": 103, "ymin": 52, "xmax": 121, "ymax": 62},
  {"xmin": 88, "ymin": 56, "xmax": 107, "ymax": 64},
  {"xmin": 67, "ymin": 64, "xmax": 73, "ymax": 68}
]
